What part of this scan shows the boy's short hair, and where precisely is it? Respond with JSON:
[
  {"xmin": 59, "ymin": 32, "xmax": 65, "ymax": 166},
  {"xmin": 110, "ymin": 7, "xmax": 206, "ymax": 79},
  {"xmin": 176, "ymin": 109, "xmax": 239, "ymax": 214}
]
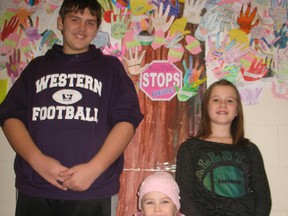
[{"xmin": 59, "ymin": 0, "xmax": 102, "ymax": 27}]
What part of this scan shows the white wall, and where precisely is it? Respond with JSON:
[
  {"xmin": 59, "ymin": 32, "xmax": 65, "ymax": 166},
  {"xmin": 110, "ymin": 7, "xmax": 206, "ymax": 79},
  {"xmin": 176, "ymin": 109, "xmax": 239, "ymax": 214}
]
[
  {"xmin": 244, "ymin": 87, "xmax": 288, "ymax": 216},
  {"xmin": 0, "ymin": 130, "xmax": 16, "ymax": 216}
]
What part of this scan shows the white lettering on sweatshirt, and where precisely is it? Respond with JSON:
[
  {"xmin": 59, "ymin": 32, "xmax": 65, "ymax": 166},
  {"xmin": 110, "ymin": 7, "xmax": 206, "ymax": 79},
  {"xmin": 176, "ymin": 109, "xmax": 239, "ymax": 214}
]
[
  {"xmin": 35, "ymin": 73, "xmax": 102, "ymax": 97},
  {"xmin": 33, "ymin": 73, "xmax": 102, "ymax": 123},
  {"xmin": 32, "ymin": 106, "xmax": 99, "ymax": 122}
]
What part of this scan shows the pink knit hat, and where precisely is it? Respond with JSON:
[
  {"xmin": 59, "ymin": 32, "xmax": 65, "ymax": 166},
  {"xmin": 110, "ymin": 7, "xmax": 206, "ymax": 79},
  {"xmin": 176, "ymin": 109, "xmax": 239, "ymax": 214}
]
[{"xmin": 138, "ymin": 172, "xmax": 181, "ymax": 210}]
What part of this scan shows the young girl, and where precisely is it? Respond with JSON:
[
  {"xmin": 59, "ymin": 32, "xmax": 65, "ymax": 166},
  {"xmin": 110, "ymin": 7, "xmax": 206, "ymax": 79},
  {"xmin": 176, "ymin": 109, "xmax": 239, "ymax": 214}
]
[
  {"xmin": 176, "ymin": 80, "xmax": 271, "ymax": 216},
  {"xmin": 135, "ymin": 172, "xmax": 185, "ymax": 216}
]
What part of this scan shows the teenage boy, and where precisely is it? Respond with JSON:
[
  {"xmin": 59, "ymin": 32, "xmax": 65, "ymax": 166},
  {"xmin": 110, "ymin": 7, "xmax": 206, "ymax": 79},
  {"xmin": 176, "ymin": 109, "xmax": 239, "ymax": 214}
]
[{"xmin": 0, "ymin": 0, "xmax": 143, "ymax": 215}]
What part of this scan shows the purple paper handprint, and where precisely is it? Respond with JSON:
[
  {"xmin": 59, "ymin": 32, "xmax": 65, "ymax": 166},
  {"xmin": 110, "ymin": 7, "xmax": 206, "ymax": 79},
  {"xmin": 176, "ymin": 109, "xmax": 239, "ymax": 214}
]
[
  {"xmin": 152, "ymin": 0, "xmax": 179, "ymax": 17},
  {"xmin": 20, "ymin": 16, "xmax": 41, "ymax": 41},
  {"xmin": 6, "ymin": 49, "xmax": 22, "ymax": 83},
  {"xmin": 238, "ymin": 82, "xmax": 264, "ymax": 105}
]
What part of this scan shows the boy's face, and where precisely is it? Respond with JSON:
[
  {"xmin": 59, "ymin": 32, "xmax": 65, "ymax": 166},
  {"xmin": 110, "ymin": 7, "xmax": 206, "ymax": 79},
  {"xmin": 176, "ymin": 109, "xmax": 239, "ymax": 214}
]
[
  {"xmin": 57, "ymin": 8, "xmax": 98, "ymax": 54},
  {"xmin": 141, "ymin": 191, "xmax": 178, "ymax": 216}
]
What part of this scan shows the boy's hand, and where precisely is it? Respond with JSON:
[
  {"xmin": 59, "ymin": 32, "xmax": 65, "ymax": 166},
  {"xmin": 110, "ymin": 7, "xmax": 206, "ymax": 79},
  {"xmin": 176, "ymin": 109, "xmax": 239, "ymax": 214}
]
[
  {"xmin": 32, "ymin": 155, "xmax": 69, "ymax": 191},
  {"xmin": 60, "ymin": 163, "xmax": 99, "ymax": 191}
]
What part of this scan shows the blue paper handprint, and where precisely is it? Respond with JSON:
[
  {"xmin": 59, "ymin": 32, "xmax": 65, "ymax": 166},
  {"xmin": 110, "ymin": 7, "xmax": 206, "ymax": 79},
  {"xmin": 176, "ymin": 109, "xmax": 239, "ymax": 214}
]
[{"xmin": 272, "ymin": 24, "xmax": 288, "ymax": 49}]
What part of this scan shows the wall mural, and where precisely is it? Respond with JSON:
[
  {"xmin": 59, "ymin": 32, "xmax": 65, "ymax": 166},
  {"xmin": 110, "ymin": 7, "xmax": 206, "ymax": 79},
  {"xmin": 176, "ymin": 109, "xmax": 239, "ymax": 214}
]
[{"xmin": 0, "ymin": 0, "xmax": 287, "ymax": 215}]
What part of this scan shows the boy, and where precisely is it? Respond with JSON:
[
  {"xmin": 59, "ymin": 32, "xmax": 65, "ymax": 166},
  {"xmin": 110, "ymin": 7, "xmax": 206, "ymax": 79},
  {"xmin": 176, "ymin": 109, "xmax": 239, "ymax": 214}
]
[{"xmin": 0, "ymin": 0, "xmax": 143, "ymax": 215}]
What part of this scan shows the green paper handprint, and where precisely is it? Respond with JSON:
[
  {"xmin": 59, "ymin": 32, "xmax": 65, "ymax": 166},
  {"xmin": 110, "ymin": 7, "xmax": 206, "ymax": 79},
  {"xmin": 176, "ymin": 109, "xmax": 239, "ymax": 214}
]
[
  {"xmin": 176, "ymin": 56, "xmax": 206, "ymax": 101},
  {"xmin": 111, "ymin": 8, "xmax": 130, "ymax": 40}
]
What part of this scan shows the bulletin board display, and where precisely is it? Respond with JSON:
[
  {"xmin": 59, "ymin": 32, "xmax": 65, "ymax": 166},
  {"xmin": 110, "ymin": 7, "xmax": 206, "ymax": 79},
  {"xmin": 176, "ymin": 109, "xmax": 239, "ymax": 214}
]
[{"xmin": 0, "ymin": 0, "xmax": 287, "ymax": 215}]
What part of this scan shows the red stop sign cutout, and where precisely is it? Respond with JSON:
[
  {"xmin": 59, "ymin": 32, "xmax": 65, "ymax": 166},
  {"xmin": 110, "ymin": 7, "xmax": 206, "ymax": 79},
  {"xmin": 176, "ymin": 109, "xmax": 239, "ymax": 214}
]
[{"xmin": 140, "ymin": 61, "xmax": 182, "ymax": 101}]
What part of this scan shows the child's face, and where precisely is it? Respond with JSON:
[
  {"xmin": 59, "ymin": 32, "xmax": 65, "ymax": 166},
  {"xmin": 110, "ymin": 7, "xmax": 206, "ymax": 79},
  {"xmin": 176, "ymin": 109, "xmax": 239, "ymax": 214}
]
[
  {"xmin": 208, "ymin": 85, "xmax": 238, "ymax": 127},
  {"xmin": 57, "ymin": 8, "xmax": 98, "ymax": 54},
  {"xmin": 141, "ymin": 191, "xmax": 178, "ymax": 216}
]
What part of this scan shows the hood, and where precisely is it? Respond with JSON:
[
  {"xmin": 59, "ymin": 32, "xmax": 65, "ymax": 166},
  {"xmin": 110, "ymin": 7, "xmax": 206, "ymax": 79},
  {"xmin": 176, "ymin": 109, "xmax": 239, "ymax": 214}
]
[{"xmin": 45, "ymin": 44, "xmax": 103, "ymax": 64}]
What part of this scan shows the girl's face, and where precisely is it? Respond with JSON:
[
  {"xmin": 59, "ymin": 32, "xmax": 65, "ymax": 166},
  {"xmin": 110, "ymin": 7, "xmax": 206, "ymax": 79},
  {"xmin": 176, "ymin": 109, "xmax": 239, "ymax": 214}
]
[
  {"xmin": 208, "ymin": 85, "xmax": 238, "ymax": 127},
  {"xmin": 141, "ymin": 191, "xmax": 178, "ymax": 216},
  {"xmin": 57, "ymin": 8, "xmax": 98, "ymax": 54}
]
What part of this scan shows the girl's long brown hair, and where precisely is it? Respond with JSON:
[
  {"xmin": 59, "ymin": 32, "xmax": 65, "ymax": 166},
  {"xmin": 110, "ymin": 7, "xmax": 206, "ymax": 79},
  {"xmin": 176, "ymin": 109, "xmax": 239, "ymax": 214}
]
[{"xmin": 196, "ymin": 79, "xmax": 249, "ymax": 146}]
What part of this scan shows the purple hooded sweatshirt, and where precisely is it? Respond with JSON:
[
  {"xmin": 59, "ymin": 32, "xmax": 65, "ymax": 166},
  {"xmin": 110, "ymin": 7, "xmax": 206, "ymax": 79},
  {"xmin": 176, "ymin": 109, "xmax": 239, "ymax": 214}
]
[{"xmin": 0, "ymin": 44, "xmax": 143, "ymax": 200}]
